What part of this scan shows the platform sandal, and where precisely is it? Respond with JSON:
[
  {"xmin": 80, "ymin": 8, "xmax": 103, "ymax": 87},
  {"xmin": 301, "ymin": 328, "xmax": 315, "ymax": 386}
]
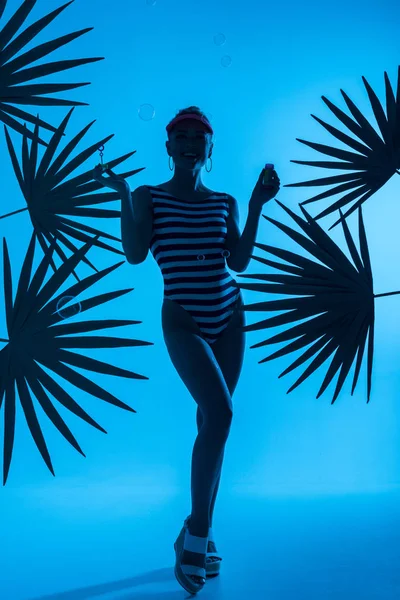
[
  {"xmin": 184, "ymin": 515, "xmax": 222, "ymax": 577},
  {"xmin": 174, "ymin": 516, "xmax": 208, "ymax": 594}
]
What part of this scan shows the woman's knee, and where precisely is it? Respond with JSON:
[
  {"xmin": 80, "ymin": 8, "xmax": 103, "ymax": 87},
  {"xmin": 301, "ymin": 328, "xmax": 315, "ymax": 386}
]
[{"xmin": 204, "ymin": 403, "xmax": 233, "ymax": 432}]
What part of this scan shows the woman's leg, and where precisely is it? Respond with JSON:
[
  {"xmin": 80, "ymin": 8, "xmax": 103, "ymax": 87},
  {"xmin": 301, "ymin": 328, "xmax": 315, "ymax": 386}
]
[
  {"xmin": 196, "ymin": 294, "xmax": 245, "ymax": 527},
  {"xmin": 162, "ymin": 298, "xmax": 235, "ymax": 539},
  {"xmin": 196, "ymin": 409, "xmax": 224, "ymax": 528}
]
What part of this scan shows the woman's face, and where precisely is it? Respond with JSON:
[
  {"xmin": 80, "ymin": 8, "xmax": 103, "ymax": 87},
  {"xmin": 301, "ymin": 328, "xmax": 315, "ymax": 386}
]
[{"xmin": 167, "ymin": 120, "xmax": 213, "ymax": 169}]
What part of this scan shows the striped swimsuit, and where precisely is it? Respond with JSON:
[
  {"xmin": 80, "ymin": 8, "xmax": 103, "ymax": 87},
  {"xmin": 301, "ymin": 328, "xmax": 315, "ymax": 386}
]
[{"xmin": 147, "ymin": 186, "xmax": 241, "ymax": 345}]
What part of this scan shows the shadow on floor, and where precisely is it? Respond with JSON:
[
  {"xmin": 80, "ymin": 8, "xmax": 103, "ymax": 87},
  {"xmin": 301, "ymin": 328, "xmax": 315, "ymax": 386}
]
[{"xmin": 29, "ymin": 566, "xmax": 219, "ymax": 600}]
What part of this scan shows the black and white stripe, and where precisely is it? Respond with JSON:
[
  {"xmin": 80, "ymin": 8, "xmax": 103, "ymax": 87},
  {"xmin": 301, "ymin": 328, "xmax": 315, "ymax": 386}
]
[{"xmin": 147, "ymin": 186, "xmax": 240, "ymax": 343}]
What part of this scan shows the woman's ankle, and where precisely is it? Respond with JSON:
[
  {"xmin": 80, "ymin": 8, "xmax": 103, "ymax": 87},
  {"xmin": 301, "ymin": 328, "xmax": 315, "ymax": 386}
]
[{"xmin": 188, "ymin": 519, "xmax": 209, "ymax": 538}]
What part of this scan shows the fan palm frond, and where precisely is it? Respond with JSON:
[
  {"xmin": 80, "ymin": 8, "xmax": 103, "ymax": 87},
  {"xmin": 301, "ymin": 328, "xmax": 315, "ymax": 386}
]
[
  {"xmin": 236, "ymin": 200, "xmax": 400, "ymax": 404},
  {"xmin": 283, "ymin": 66, "xmax": 400, "ymax": 229},
  {"xmin": 0, "ymin": 231, "xmax": 154, "ymax": 486},
  {"xmin": 1, "ymin": 107, "xmax": 145, "ymax": 283},
  {"xmin": 0, "ymin": 0, "xmax": 104, "ymax": 145}
]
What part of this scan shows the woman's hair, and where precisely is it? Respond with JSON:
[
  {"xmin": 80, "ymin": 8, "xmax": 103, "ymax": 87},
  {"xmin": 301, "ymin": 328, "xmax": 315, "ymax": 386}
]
[{"xmin": 167, "ymin": 106, "xmax": 213, "ymax": 138}]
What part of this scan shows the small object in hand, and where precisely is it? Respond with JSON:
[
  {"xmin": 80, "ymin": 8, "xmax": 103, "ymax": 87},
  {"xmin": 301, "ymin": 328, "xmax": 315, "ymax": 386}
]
[
  {"xmin": 97, "ymin": 144, "xmax": 108, "ymax": 171},
  {"xmin": 262, "ymin": 163, "xmax": 274, "ymax": 189}
]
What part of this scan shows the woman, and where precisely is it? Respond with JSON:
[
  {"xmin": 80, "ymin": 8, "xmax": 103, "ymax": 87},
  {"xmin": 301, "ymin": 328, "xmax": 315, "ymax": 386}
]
[{"xmin": 93, "ymin": 106, "xmax": 280, "ymax": 594}]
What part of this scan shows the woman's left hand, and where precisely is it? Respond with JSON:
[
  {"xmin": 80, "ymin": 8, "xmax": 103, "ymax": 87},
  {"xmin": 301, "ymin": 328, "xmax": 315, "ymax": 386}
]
[{"xmin": 249, "ymin": 168, "xmax": 281, "ymax": 210}]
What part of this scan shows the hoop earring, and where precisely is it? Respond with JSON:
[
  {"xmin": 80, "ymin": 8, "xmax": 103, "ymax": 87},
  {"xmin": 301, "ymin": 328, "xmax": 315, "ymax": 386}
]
[{"xmin": 168, "ymin": 156, "xmax": 213, "ymax": 172}]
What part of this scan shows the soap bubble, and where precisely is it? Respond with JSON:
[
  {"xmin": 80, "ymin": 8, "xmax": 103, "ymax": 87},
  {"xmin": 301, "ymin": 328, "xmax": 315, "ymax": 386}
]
[
  {"xmin": 221, "ymin": 55, "xmax": 232, "ymax": 68},
  {"xmin": 213, "ymin": 33, "xmax": 226, "ymax": 46},
  {"xmin": 138, "ymin": 104, "xmax": 156, "ymax": 122},
  {"xmin": 56, "ymin": 295, "xmax": 82, "ymax": 320}
]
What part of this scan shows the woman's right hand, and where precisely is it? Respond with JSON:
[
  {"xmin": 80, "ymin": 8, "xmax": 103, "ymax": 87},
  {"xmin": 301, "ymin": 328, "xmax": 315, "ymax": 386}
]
[{"xmin": 92, "ymin": 164, "xmax": 131, "ymax": 195}]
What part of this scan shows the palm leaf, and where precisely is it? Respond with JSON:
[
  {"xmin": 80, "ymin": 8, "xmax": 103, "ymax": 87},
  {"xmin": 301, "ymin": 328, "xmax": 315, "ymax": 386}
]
[
  {"xmin": 0, "ymin": 0, "xmax": 104, "ymax": 145},
  {"xmin": 283, "ymin": 66, "xmax": 400, "ymax": 229},
  {"xmin": 0, "ymin": 231, "xmax": 154, "ymax": 486},
  {"xmin": 236, "ymin": 200, "xmax": 400, "ymax": 404},
  {"xmin": 0, "ymin": 107, "xmax": 145, "ymax": 282}
]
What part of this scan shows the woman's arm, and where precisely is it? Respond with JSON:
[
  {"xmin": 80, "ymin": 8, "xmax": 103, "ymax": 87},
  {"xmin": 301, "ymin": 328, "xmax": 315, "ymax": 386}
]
[{"xmin": 225, "ymin": 194, "xmax": 262, "ymax": 273}]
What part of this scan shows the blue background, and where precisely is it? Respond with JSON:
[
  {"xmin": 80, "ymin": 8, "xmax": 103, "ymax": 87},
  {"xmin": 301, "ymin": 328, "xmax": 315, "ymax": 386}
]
[{"xmin": 0, "ymin": 0, "xmax": 399, "ymax": 598}]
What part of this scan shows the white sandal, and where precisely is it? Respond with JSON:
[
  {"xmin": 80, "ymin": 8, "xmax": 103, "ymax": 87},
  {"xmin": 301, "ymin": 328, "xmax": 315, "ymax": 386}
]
[
  {"xmin": 184, "ymin": 514, "xmax": 222, "ymax": 577},
  {"xmin": 174, "ymin": 516, "xmax": 208, "ymax": 594}
]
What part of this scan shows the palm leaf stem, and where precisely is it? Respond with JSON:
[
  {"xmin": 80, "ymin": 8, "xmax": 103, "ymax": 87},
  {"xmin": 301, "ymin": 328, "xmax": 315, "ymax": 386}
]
[
  {"xmin": 0, "ymin": 207, "xmax": 28, "ymax": 219},
  {"xmin": 374, "ymin": 291, "xmax": 400, "ymax": 298}
]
